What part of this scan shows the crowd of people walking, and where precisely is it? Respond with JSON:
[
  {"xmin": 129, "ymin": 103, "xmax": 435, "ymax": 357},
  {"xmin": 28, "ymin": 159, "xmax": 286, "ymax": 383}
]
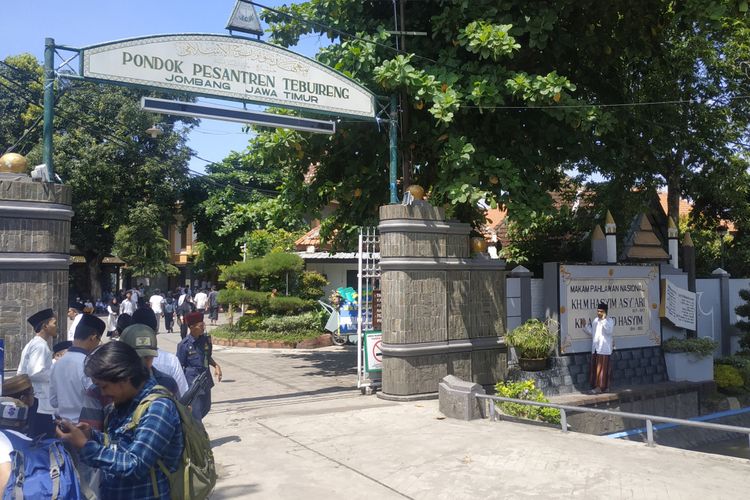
[{"xmin": 0, "ymin": 285, "xmax": 222, "ymax": 498}]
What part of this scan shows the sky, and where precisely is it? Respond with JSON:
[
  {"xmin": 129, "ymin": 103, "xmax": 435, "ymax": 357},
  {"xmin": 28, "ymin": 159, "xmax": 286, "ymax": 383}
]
[{"xmin": 0, "ymin": 0, "xmax": 325, "ymax": 173}]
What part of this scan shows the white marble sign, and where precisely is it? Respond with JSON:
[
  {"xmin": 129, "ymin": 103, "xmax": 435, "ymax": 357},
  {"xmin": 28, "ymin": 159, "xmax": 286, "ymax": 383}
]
[
  {"xmin": 558, "ymin": 265, "xmax": 661, "ymax": 354},
  {"xmin": 663, "ymin": 279, "xmax": 696, "ymax": 330}
]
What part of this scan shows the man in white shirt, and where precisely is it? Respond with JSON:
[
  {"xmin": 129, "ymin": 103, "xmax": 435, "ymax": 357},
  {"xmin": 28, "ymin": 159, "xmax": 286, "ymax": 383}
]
[
  {"xmin": 130, "ymin": 309, "xmax": 189, "ymax": 397},
  {"xmin": 583, "ymin": 302, "xmax": 615, "ymax": 394},
  {"xmin": 66, "ymin": 302, "xmax": 84, "ymax": 341},
  {"xmin": 152, "ymin": 347, "xmax": 189, "ymax": 398},
  {"xmin": 49, "ymin": 313, "xmax": 106, "ymax": 499},
  {"xmin": 49, "ymin": 314, "xmax": 106, "ymax": 429},
  {"xmin": 194, "ymin": 288, "xmax": 209, "ymax": 313},
  {"xmin": 120, "ymin": 290, "xmax": 135, "ymax": 316},
  {"xmin": 16, "ymin": 308, "xmax": 58, "ymax": 438},
  {"xmin": 149, "ymin": 291, "xmax": 165, "ymax": 332}
]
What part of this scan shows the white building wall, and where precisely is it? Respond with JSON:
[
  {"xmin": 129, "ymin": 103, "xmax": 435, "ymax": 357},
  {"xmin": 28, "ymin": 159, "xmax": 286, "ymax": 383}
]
[{"xmin": 304, "ymin": 262, "xmax": 358, "ymax": 299}]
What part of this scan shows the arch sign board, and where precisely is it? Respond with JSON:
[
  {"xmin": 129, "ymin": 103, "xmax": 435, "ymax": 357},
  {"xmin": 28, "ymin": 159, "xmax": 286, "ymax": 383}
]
[{"xmin": 81, "ymin": 34, "xmax": 376, "ymax": 119}]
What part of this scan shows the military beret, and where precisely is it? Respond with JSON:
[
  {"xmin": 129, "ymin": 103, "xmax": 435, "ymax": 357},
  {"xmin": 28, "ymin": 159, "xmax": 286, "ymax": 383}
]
[{"xmin": 184, "ymin": 311, "xmax": 204, "ymax": 327}]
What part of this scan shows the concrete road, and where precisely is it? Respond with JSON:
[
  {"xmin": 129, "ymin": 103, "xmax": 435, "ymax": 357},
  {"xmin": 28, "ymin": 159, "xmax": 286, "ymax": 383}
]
[{"xmin": 158, "ymin": 333, "xmax": 748, "ymax": 499}]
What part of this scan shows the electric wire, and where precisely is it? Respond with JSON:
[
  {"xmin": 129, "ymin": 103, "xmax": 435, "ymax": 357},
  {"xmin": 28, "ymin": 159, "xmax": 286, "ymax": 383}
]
[{"xmin": 2, "ymin": 61, "xmax": 279, "ymax": 198}]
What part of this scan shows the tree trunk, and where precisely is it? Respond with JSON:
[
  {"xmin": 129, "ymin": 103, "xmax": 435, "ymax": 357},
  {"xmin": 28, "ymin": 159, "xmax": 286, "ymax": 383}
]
[
  {"xmin": 86, "ymin": 253, "xmax": 104, "ymax": 301},
  {"xmin": 666, "ymin": 170, "xmax": 681, "ymax": 224}
]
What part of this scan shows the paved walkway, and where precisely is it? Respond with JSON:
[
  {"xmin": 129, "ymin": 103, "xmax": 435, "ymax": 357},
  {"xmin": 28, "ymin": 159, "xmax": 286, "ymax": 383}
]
[{"xmin": 156, "ymin": 332, "xmax": 748, "ymax": 499}]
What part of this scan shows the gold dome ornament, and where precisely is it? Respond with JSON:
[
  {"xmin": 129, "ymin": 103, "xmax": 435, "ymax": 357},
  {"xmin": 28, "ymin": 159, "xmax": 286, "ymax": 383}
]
[
  {"xmin": 0, "ymin": 153, "xmax": 28, "ymax": 174},
  {"xmin": 406, "ymin": 184, "xmax": 425, "ymax": 200},
  {"xmin": 470, "ymin": 236, "xmax": 488, "ymax": 254}
]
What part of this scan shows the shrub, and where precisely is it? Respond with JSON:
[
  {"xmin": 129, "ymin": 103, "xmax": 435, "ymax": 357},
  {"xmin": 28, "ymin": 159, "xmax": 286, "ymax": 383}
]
[
  {"xmin": 714, "ymin": 364, "xmax": 744, "ymax": 391},
  {"xmin": 298, "ymin": 271, "xmax": 329, "ymax": 300},
  {"xmin": 494, "ymin": 380, "xmax": 560, "ymax": 424},
  {"xmin": 261, "ymin": 312, "xmax": 322, "ymax": 332},
  {"xmin": 268, "ymin": 296, "xmax": 316, "ymax": 315},
  {"xmin": 237, "ymin": 314, "xmax": 264, "ymax": 332},
  {"xmin": 219, "ymin": 253, "xmax": 304, "ymax": 288},
  {"xmin": 662, "ymin": 336, "xmax": 717, "ymax": 357},
  {"xmin": 715, "ymin": 356, "xmax": 750, "ymax": 388},
  {"xmin": 505, "ymin": 319, "xmax": 557, "ymax": 359}
]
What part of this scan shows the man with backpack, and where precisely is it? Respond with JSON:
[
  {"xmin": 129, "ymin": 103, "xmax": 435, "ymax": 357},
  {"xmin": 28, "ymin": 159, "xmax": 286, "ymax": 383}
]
[
  {"xmin": 57, "ymin": 341, "xmax": 216, "ymax": 499},
  {"xmin": 0, "ymin": 397, "xmax": 82, "ymax": 498},
  {"xmin": 57, "ymin": 341, "xmax": 181, "ymax": 499}
]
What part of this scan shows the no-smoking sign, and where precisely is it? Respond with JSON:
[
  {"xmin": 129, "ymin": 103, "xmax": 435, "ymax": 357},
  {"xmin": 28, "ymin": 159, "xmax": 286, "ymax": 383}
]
[{"xmin": 365, "ymin": 332, "xmax": 382, "ymax": 372}]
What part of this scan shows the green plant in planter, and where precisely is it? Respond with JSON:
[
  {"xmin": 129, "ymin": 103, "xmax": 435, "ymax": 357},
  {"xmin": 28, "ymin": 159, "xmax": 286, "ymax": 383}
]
[
  {"xmin": 505, "ymin": 319, "xmax": 558, "ymax": 359},
  {"xmin": 662, "ymin": 336, "xmax": 717, "ymax": 357}
]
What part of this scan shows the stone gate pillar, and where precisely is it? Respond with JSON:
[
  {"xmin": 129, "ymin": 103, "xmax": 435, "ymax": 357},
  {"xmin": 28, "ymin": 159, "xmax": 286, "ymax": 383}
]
[
  {"xmin": 0, "ymin": 169, "xmax": 72, "ymax": 369},
  {"xmin": 378, "ymin": 203, "xmax": 507, "ymax": 400}
]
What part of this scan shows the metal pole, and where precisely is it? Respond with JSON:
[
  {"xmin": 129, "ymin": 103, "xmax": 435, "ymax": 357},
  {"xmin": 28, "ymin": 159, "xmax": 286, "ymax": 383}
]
[
  {"xmin": 356, "ymin": 229, "xmax": 364, "ymax": 389},
  {"xmin": 646, "ymin": 419, "xmax": 654, "ymax": 447},
  {"xmin": 560, "ymin": 409, "xmax": 567, "ymax": 433},
  {"xmin": 43, "ymin": 38, "xmax": 55, "ymax": 181},
  {"xmin": 720, "ymin": 236, "xmax": 725, "ymax": 270},
  {"xmin": 388, "ymin": 95, "xmax": 399, "ymax": 204}
]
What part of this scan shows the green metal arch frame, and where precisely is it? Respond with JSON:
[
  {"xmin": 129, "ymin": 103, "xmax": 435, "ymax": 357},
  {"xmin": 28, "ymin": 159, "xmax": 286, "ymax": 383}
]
[{"xmin": 43, "ymin": 34, "xmax": 400, "ymax": 203}]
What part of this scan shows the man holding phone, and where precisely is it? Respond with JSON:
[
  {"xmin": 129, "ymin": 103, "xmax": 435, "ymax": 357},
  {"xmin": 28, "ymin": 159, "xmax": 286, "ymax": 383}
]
[{"xmin": 583, "ymin": 302, "xmax": 615, "ymax": 394}]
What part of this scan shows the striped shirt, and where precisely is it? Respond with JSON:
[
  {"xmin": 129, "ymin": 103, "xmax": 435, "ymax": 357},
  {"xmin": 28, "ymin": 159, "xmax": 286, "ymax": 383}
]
[{"xmin": 80, "ymin": 377, "xmax": 183, "ymax": 500}]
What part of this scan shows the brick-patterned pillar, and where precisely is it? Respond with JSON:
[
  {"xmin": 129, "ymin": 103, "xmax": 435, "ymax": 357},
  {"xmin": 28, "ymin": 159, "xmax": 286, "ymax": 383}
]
[
  {"xmin": 0, "ymin": 174, "xmax": 72, "ymax": 369},
  {"xmin": 378, "ymin": 203, "xmax": 507, "ymax": 400}
]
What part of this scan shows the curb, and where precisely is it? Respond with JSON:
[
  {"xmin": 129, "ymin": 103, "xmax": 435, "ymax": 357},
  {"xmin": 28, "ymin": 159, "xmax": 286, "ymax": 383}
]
[{"xmin": 212, "ymin": 333, "xmax": 334, "ymax": 349}]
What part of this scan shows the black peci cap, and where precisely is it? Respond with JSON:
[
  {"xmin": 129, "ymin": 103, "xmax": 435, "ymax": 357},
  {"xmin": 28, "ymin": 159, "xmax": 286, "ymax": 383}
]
[
  {"xmin": 74, "ymin": 314, "xmax": 106, "ymax": 340},
  {"xmin": 27, "ymin": 308, "xmax": 55, "ymax": 332}
]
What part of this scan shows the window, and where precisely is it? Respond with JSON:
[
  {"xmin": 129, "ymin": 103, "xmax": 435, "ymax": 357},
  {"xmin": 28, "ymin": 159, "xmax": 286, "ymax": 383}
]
[{"xmin": 346, "ymin": 270, "xmax": 358, "ymax": 289}]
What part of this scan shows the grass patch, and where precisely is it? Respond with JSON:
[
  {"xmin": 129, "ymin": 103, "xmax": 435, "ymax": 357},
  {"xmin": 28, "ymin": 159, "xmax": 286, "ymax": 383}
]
[{"xmin": 211, "ymin": 325, "xmax": 323, "ymax": 344}]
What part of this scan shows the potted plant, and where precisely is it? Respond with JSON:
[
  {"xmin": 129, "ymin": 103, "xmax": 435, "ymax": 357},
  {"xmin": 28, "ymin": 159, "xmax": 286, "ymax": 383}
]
[
  {"xmin": 662, "ymin": 336, "xmax": 717, "ymax": 382},
  {"xmin": 505, "ymin": 319, "xmax": 557, "ymax": 371}
]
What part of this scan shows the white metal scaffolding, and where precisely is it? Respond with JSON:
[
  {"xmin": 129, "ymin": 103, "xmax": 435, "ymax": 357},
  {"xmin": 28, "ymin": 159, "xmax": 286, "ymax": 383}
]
[{"xmin": 356, "ymin": 226, "xmax": 381, "ymax": 394}]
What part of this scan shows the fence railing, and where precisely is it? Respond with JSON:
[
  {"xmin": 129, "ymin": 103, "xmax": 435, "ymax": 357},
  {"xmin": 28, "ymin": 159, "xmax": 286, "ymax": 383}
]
[{"xmin": 475, "ymin": 394, "xmax": 750, "ymax": 452}]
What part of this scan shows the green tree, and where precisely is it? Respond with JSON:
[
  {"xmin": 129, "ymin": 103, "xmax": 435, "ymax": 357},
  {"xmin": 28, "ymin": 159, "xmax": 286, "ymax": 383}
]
[
  {"xmin": 0, "ymin": 54, "xmax": 43, "ymax": 155},
  {"xmin": 1, "ymin": 55, "xmax": 194, "ymax": 297},
  {"xmin": 255, "ymin": 0, "xmax": 601, "ymax": 248},
  {"xmin": 112, "ymin": 202, "xmax": 179, "ymax": 278},
  {"xmin": 185, "ymin": 143, "xmax": 306, "ymax": 276},
  {"xmin": 249, "ymin": 1, "xmax": 750, "ymax": 267}
]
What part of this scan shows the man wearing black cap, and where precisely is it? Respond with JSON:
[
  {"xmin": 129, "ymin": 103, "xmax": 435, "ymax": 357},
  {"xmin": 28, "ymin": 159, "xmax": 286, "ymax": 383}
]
[
  {"xmin": 49, "ymin": 313, "xmax": 106, "ymax": 498},
  {"xmin": 583, "ymin": 302, "xmax": 615, "ymax": 394},
  {"xmin": 16, "ymin": 308, "xmax": 58, "ymax": 438},
  {"xmin": 66, "ymin": 302, "xmax": 85, "ymax": 341},
  {"xmin": 53, "ymin": 340, "xmax": 72, "ymax": 362}
]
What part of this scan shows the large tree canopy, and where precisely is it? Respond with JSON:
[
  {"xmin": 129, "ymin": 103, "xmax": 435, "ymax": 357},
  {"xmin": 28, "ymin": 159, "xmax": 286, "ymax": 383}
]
[
  {"xmin": 231, "ymin": 0, "xmax": 750, "ymax": 270},
  {"xmin": 2, "ymin": 54, "xmax": 195, "ymax": 297}
]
